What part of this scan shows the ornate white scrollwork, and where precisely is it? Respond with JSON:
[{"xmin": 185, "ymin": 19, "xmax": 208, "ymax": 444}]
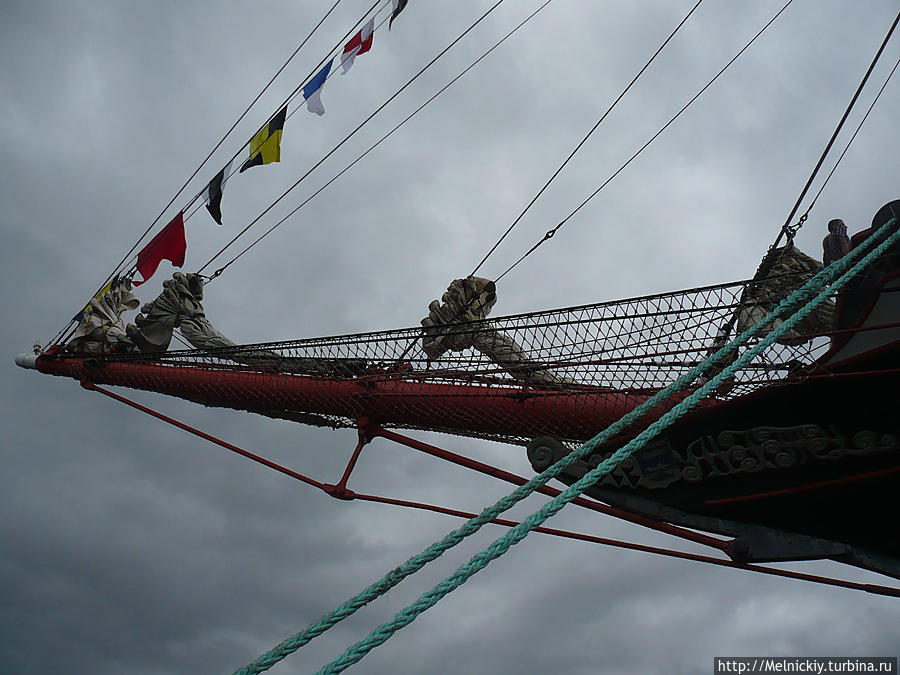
[{"xmin": 679, "ymin": 424, "xmax": 893, "ymax": 484}]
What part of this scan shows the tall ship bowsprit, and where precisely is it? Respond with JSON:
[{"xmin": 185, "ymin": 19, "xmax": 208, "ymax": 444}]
[
  {"xmin": 13, "ymin": 1, "xmax": 900, "ymax": 672},
  {"xmin": 17, "ymin": 197, "xmax": 900, "ymax": 580}
]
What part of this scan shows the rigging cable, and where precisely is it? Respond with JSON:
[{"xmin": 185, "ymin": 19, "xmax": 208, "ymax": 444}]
[
  {"xmin": 48, "ymin": 0, "xmax": 374, "ymax": 349},
  {"xmin": 178, "ymin": 1, "xmax": 395, "ymax": 228},
  {"xmin": 494, "ymin": 0, "xmax": 795, "ymax": 283},
  {"xmin": 237, "ymin": 213, "xmax": 900, "ymax": 674},
  {"xmin": 470, "ymin": 0, "xmax": 705, "ymax": 277},
  {"xmin": 374, "ymin": 0, "xmax": 704, "ymax": 365},
  {"xmin": 717, "ymin": 9, "xmax": 899, "ymax": 345},
  {"xmin": 178, "ymin": 5, "xmax": 400, "ymax": 232},
  {"xmin": 198, "ymin": 0, "xmax": 512, "ymax": 277},
  {"xmin": 205, "ymin": 0, "xmax": 556, "ymax": 280},
  {"xmin": 80, "ymin": 380, "xmax": 900, "ymax": 601},
  {"xmin": 112, "ymin": 0, "xmax": 348, "ymax": 277},
  {"xmin": 178, "ymin": 4, "xmax": 397, "ymax": 231},
  {"xmin": 771, "ymin": 8, "xmax": 900, "ymax": 247},
  {"xmin": 791, "ymin": 48, "xmax": 900, "ymax": 228},
  {"xmin": 313, "ymin": 221, "xmax": 900, "ymax": 675}
]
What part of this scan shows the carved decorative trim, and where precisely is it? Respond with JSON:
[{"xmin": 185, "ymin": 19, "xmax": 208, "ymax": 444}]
[
  {"xmin": 533, "ymin": 425, "xmax": 897, "ymax": 492},
  {"xmin": 677, "ymin": 425, "xmax": 897, "ymax": 484}
]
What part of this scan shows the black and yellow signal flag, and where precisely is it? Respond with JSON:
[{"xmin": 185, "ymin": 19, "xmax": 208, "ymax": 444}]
[{"xmin": 240, "ymin": 106, "xmax": 287, "ymax": 173}]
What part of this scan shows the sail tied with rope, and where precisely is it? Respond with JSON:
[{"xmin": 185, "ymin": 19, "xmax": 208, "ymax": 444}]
[
  {"xmin": 50, "ymin": 256, "xmax": 840, "ymax": 446},
  {"xmin": 12, "ymin": 1, "xmax": 900, "ymax": 673}
]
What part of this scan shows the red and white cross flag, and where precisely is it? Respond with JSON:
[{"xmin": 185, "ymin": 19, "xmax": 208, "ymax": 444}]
[{"xmin": 341, "ymin": 18, "xmax": 374, "ymax": 74}]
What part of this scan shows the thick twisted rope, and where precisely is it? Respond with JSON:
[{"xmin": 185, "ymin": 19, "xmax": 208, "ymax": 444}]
[
  {"xmin": 317, "ymin": 218, "xmax": 900, "ymax": 673},
  {"xmin": 235, "ymin": 217, "xmax": 897, "ymax": 675}
]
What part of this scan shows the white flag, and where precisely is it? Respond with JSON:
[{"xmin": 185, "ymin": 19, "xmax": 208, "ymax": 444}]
[{"xmin": 306, "ymin": 89, "xmax": 326, "ymax": 116}]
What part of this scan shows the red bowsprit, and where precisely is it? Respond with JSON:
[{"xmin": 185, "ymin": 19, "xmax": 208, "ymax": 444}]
[{"xmin": 19, "ymin": 203, "xmax": 900, "ymax": 587}]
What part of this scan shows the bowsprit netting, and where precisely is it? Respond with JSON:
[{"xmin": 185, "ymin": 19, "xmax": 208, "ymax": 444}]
[{"xmin": 44, "ymin": 272, "xmax": 833, "ymax": 446}]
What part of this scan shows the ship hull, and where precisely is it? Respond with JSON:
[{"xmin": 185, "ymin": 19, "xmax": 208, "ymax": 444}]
[{"xmin": 529, "ymin": 355, "xmax": 900, "ymax": 562}]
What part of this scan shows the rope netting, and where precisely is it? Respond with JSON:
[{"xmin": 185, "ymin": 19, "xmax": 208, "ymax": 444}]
[
  {"xmin": 234, "ymin": 218, "xmax": 899, "ymax": 675},
  {"xmin": 59, "ymin": 271, "xmax": 836, "ymax": 446}
]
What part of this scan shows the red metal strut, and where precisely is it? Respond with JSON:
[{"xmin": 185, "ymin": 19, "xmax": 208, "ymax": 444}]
[
  {"xmin": 367, "ymin": 423, "xmax": 730, "ymax": 551},
  {"xmin": 78, "ymin": 381, "xmax": 900, "ymax": 598}
]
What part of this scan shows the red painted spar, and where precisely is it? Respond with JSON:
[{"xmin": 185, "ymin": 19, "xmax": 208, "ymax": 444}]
[{"xmin": 32, "ymin": 354, "xmax": 705, "ymax": 443}]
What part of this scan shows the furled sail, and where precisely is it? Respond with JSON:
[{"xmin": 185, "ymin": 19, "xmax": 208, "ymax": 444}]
[
  {"xmin": 67, "ymin": 280, "xmax": 140, "ymax": 354},
  {"xmin": 736, "ymin": 243, "xmax": 835, "ymax": 345},
  {"xmin": 421, "ymin": 276, "xmax": 568, "ymax": 385}
]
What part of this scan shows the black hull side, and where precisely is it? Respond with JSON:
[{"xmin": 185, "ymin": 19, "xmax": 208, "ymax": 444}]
[{"xmin": 529, "ymin": 363, "xmax": 900, "ymax": 561}]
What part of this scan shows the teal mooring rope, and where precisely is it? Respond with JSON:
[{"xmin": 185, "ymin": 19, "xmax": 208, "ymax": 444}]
[{"xmin": 235, "ymin": 217, "xmax": 898, "ymax": 675}]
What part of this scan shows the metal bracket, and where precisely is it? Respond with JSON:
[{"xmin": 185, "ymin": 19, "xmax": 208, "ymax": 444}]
[{"xmin": 322, "ymin": 417, "xmax": 374, "ymax": 500}]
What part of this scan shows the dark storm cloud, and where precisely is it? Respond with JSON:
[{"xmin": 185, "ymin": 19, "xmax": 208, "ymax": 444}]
[{"xmin": 3, "ymin": 1, "xmax": 899, "ymax": 674}]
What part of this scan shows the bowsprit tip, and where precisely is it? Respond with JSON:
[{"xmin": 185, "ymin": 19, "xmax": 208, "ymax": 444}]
[{"xmin": 15, "ymin": 353, "xmax": 37, "ymax": 370}]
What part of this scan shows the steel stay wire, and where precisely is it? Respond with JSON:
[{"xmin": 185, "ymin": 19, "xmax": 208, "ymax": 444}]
[
  {"xmin": 494, "ymin": 0, "xmax": 795, "ymax": 284},
  {"xmin": 470, "ymin": 0, "xmax": 705, "ymax": 278},
  {"xmin": 325, "ymin": 0, "xmax": 708, "ymax": 367},
  {"xmin": 107, "ymin": 0, "xmax": 380, "ymax": 283},
  {"xmin": 79, "ymin": 381, "xmax": 900, "ymax": 602},
  {"xmin": 717, "ymin": 10, "xmax": 899, "ymax": 345},
  {"xmin": 178, "ymin": 6, "xmax": 397, "ymax": 229},
  {"xmin": 207, "ymin": 0, "xmax": 556, "ymax": 280},
  {"xmin": 313, "ymin": 217, "xmax": 900, "ymax": 675},
  {"xmin": 47, "ymin": 0, "xmax": 353, "ymax": 350},
  {"xmin": 198, "ymin": 0, "xmax": 512, "ymax": 278},
  {"xmin": 49, "ymin": 7, "xmax": 896, "ymax": 346},
  {"xmin": 237, "ymin": 215, "xmax": 899, "ymax": 674},
  {"xmin": 770, "ymin": 8, "xmax": 900, "ymax": 249},
  {"xmin": 801, "ymin": 50, "xmax": 900, "ymax": 219},
  {"xmin": 178, "ymin": 2, "xmax": 389, "ymax": 218}
]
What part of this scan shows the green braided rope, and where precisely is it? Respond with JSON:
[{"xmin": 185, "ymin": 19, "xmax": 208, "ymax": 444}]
[
  {"xmin": 317, "ymin": 219, "xmax": 900, "ymax": 674},
  {"xmin": 235, "ymin": 217, "xmax": 897, "ymax": 675}
]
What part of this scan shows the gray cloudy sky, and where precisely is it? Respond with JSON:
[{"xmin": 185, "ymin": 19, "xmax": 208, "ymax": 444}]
[{"xmin": 3, "ymin": 1, "xmax": 900, "ymax": 673}]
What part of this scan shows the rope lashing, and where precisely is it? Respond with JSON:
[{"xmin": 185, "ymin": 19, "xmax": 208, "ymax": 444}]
[
  {"xmin": 316, "ymin": 218, "xmax": 900, "ymax": 674},
  {"xmin": 235, "ymin": 217, "xmax": 898, "ymax": 675}
]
